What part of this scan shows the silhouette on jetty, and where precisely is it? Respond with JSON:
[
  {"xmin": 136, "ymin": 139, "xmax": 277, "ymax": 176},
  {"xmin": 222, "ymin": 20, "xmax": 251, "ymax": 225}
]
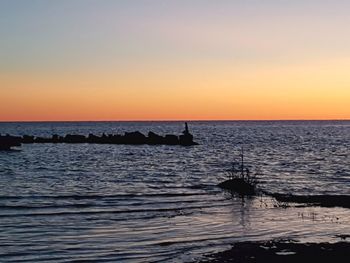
[
  {"xmin": 1, "ymin": 123, "xmax": 198, "ymax": 148},
  {"xmin": 218, "ymin": 148, "xmax": 258, "ymax": 196},
  {"xmin": 0, "ymin": 134, "xmax": 22, "ymax": 150}
]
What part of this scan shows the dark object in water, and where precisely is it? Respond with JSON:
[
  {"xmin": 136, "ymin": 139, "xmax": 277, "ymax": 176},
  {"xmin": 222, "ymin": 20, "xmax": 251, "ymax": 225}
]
[
  {"xmin": 218, "ymin": 148, "xmax": 258, "ymax": 196},
  {"xmin": 270, "ymin": 194, "xmax": 350, "ymax": 209},
  {"xmin": 218, "ymin": 178, "xmax": 256, "ymax": 195},
  {"xmin": 199, "ymin": 240, "xmax": 350, "ymax": 263},
  {"xmin": 0, "ymin": 134, "xmax": 22, "ymax": 150},
  {"xmin": 4, "ymin": 123, "xmax": 198, "ymax": 147},
  {"xmin": 179, "ymin": 122, "xmax": 195, "ymax": 146},
  {"xmin": 147, "ymin": 131, "xmax": 164, "ymax": 145}
]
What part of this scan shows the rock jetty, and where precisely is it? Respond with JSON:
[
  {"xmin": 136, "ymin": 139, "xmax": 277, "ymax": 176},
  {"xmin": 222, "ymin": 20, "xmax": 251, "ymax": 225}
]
[
  {"xmin": 0, "ymin": 123, "xmax": 198, "ymax": 148},
  {"xmin": 0, "ymin": 134, "xmax": 22, "ymax": 150}
]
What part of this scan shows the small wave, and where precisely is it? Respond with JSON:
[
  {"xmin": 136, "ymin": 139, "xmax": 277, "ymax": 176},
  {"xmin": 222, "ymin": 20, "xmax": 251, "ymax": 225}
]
[
  {"xmin": 0, "ymin": 197, "xmax": 228, "ymax": 210},
  {"xmin": 0, "ymin": 192, "xmax": 209, "ymax": 200}
]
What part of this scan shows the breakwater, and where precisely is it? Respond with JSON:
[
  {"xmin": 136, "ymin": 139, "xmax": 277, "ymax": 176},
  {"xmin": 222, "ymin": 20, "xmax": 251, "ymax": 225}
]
[
  {"xmin": 0, "ymin": 123, "xmax": 198, "ymax": 149},
  {"xmin": 0, "ymin": 135, "xmax": 21, "ymax": 150}
]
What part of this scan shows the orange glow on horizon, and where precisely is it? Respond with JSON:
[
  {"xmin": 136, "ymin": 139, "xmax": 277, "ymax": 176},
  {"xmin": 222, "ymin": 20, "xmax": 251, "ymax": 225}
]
[{"xmin": 1, "ymin": 58, "xmax": 349, "ymax": 122}]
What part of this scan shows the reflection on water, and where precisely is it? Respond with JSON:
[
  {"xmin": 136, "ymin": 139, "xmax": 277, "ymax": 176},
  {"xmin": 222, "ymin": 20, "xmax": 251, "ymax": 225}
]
[{"xmin": 0, "ymin": 121, "xmax": 349, "ymax": 262}]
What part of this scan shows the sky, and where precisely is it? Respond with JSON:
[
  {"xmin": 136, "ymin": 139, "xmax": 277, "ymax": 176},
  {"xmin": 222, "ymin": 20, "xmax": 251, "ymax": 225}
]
[{"xmin": 1, "ymin": 0, "xmax": 350, "ymax": 121}]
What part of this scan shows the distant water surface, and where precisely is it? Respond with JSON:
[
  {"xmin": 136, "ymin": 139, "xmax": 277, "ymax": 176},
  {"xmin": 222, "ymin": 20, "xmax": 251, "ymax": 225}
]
[{"xmin": 0, "ymin": 121, "xmax": 349, "ymax": 262}]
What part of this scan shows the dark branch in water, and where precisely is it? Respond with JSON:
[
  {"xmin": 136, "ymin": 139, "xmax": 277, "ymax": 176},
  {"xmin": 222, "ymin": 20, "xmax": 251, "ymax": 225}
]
[
  {"xmin": 218, "ymin": 148, "xmax": 259, "ymax": 196},
  {"xmin": 217, "ymin": 150, "xmax": 350, "ymax": 210},
  {"xmin": 269, "ymin": 194, "xmax": 350, "ymax": 209}
]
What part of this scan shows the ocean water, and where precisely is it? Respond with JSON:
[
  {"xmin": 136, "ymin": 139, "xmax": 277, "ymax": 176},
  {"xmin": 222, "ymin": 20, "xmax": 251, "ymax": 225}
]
[{"xmin": 0, "ymin": 121, "xmax": 349, "ymax": 262}]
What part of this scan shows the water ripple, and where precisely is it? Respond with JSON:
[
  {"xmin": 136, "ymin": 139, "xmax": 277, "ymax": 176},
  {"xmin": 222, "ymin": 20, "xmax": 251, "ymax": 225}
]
[{"xmin": 0, "ymin": 121, "xmax": 349, "ymax": 262}]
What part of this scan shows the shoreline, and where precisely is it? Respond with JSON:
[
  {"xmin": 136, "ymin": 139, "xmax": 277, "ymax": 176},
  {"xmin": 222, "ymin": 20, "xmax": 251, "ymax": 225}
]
[
  {"xmin": 270, "ymin": 194, "xmax": 350, "ymax": 209},
  {"xmin": 198, "ymin": 240, "xmax": 350, "ymax": 262}
]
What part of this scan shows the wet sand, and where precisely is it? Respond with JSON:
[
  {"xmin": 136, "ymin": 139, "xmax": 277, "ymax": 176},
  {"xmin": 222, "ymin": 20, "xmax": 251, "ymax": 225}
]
[{"xmin": 198, "ymin": 240, "xmax": 350, "ymax": 262}]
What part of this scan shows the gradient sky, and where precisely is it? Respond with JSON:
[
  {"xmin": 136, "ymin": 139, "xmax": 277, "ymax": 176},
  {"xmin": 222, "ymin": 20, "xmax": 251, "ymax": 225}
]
[{"xmin": 1, "ymin": 0, "xmax": 350, "ymax": 121}]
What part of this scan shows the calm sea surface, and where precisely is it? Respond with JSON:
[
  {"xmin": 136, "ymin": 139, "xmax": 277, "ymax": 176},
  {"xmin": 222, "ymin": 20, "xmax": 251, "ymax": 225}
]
[{"xmin": 0, "ymin": 121, "xmax": 349, "ymax": 262}]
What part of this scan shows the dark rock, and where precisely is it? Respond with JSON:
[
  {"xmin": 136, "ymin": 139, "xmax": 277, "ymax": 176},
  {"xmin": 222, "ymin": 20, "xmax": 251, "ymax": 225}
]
[
  {"xmin": 22, "ymin": 135, "xmax": 35, "ymax": 143},
  {"xmin": 0, "ymin": 135, "xmax": 22, "ymax": 150},
  {"xmin": 1, "ymin": 123, "xmax": 198, "ymax": 147},
  {"xmin": 109, "ymin": 134, "xmax": 123, "ymax": 144},
  {"xmin": 124, "ymin": 131, "xmax": 146, "ymax": 145},
  {"xmin": 52, "ymin": 134, "xmax": 60, "ymax": 143},
  {"xmin": 179, "ymin": 133, "xmax": 197, "ymax": 145},
  {"xmin": 87, "ymin": 133, "xmax": 100, "ymax": 143},
  {"xmin": 147, "ymin": 132, "xmax": 164, "ymax": 145},
  {"xmin": 64, "ymin": 134, "xmax": 87, "ymax": 143},
  {"xmin": 218, "ymin": 178, "xmax": 256, "ymax": 196},
  {"xmin": 164, "ymin": 135, "xmax": 179, "ymax": 145},
  {"xmin": 34, "ymin": 137, "xmax": 52, "ymax": 143}
]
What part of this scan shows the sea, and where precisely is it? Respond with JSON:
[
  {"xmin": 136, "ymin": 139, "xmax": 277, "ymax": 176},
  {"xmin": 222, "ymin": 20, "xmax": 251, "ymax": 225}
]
[{"xmin": 0, "ymin": 121, "xmax": 349, "ymax": 262}]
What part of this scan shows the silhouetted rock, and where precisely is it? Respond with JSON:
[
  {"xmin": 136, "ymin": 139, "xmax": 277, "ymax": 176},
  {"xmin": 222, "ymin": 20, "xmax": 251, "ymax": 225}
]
[
  {"xmin": 2, "ymin": 123, "xmax": 198, "ymax": 147},
  {"xmin": 52, "ymin": 134, "xmax": 61, "ymax": 143},
  {"xmin": 218, "ymin": 178, "xmax": 256, "ymax": 196},
  {"xmin": 147, "ymin": 131, "xmax": 164, "ymax": 145},
  {"xmin": 22, "ymin": 135, "xmax": 34, "ymax": 143},
  {"xmin": 124, "ymin": 131, "xmax": 147, "ymax": 145},
  {"xmin": 110, "ymin": 134, "xmax": 123, "ymax": 144},
  {"xmin": 87, "ymin": 133, "xmax": 100, "ymax": 143},
  {"xmin": 34, "ymin": 137, "xmax": 53, "ymax": 143},
  {"xmin": 0, "ymin": 134, "xmax": 22, "ymax": 150},
  {"xmin": 64, "ymin": 134, "xmax": 86, "ymax": 143},
  {"xmin": 179, "ymin": 133, "xmax": 195, "ymax": 145},
  {"xmin": 164, "ymin": 135, "xmax": 179, "ymax": 145}
]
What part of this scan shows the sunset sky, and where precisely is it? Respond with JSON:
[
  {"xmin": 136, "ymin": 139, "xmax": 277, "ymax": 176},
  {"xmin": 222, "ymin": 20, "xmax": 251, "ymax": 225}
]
[{"xmin": 1, "ymin": 0, "xmax": 350, "ymax": 121}]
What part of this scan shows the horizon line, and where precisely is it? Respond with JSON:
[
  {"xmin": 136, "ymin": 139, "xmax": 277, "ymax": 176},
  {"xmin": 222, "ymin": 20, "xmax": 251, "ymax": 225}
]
[{"xmin": 1, "ymin": 119, "xmax": 349, "ymax": 123}]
